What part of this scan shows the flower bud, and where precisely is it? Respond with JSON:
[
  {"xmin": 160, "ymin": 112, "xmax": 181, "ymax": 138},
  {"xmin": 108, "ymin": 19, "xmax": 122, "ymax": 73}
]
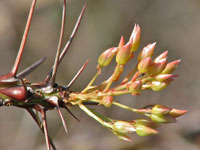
[
  {"xmin": 113, "ymin": 131, "xmax": 132, "ymax": 141},
  {"xmin": 169, "ymin": 109, "xmax": 187, "ymax": 117},
  {"xmin": 155, "ymin": 74, "xmax": 177, "ymax": 82},
  {"xmin": 129, "ymin": 24, "xmax": 141, "ymax": 52},
  {"xmin": 161, "ymin": 60, "xmax": 181, "ymax": 74},
  {"xmin": 136, "ymin": 125, "xmax": 158, "ymax": 136},
  {"xmin": 101, "ymin": 95, "xmax": 113, "ymax": 107},
  {"xmin": 151, "ymin": 81, "xmax": 167, "ymax": 91},
  {"xmin": 137, "ymin": 57, "xmax": 153, "ymax": 73},
  {"xmin": 154, "ymin": 51, "xmax": 168, "ymax": 63},
  {"xmin": 128, "ymin": 80, "xmax": 142, "ymax": 94},
  {"xmin": 152, "ymin": 104, "xmax": 171, "ymax": 115},
  {"xmin": 138, "ymin": 42, "xmax": 156, "ymax": 62},
  {"xmin": 150, "ymin": 114, "xmax": 176, "ymax": 123},
  {"xmin": 116, "ymin": 42, "xmax": 132, "ymax": 65},
  {"xmin": 98, "ymin": 47, "xmax": 117, "ymax": 67},
  {"xmin": 118, "ymin": 35, "xmax": 125, "ymax": 47},
  {"xmin": 149, "ymin": 58, "xmax": 167, "ymax": 75},
  {"xmin": 113, "ymin": 121, "xmax": 136, "ymax": 134}
]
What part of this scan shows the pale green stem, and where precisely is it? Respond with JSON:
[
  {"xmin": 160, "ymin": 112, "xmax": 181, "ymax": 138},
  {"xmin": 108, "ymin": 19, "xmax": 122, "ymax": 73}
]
[
  {"xmin": 113, "ymin": 102, "xmax": 152, "ymax": 114},
  {"xmin": 104, "ymin": 64, "xmax": 121, "ymax": 91},
  {"xmin": 82, "ymin": 71, "xmax": 99, "ymax": 93},
  {"xmin": 121, "ymin": 64, "xmax": 138, "ymax": 84},
  {"xmin": 78, "ymin": 103, "xmax": 113, "ymax": 128},
  {"xmin": 113, "ymin": 101, "xmax": 138, "ymax": 112}
]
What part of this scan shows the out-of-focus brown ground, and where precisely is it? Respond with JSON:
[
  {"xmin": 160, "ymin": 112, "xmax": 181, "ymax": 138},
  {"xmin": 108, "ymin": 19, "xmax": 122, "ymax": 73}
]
[{"xmin": 0, "ymin": 0, "xmax": 199, "ymax": 150}]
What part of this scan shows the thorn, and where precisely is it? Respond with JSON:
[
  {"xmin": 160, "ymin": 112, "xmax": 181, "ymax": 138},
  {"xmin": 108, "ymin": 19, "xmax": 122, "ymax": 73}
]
[
  {"xmin": 44, "ymin": 3, "xmax": 86, "ymax": 83},
  {"xmin": 64, "ymin": 106, "xmax": 80, "ymax": 122},
  {"xmin": 11, "ymin": 0, "xmax": 37, "ymax": 77},
  {"xmin": 51, "ymin": 0, "xmax": 67, "ymax": 87},
  {"xmin": 66, "ymin": 59, "xmax": 88, "ymax": 89},
  {"xmin": 82, "ymin": 101, "xmax": 99, "ymax": 105},
  {"xmin": 26, "ymin": 108, "xmax": 56, "ymax": 150},
  {"xmin": 57, "ymin": 106, "xmax": 68, "ymax": 134},
  {"xmin": 41, "ymin": 109, "xmax": 51, "ymax": 150},
  {"xmin": 17, "ymin": 57, "xmax": 46, "ymax": 78}
]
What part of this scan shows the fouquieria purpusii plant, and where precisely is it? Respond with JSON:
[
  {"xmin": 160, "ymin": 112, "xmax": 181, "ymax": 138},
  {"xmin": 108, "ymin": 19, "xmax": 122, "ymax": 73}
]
[{"xmin": 0, "ymin": 0, "xmax": 187, "ymax": 150}]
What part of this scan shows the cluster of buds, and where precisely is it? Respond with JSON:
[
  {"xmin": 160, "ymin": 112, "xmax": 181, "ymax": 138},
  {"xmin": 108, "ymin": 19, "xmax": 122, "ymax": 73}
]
[
  {"xmin": 0, "ymin": 0, "xmax": 186, "ymax": 148},
  {"xmin": 72, "ymin": 24, "xmax": 186, "ymax": 141}
]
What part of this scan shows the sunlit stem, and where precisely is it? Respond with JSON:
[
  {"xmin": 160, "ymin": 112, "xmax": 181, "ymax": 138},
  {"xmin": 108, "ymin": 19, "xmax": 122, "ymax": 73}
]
[
  {"xmin": 113, "ymin": 101, "xmax": 151, "ymax": 114},
  {"xmin": 121, "ymin": 64, "xmax": 138, "ymax": 84},
  {"xmin": 104, "ymin": 64, "xmax": 121, "ymax": 91},
  {"xmin": 11, "ymin": 0, "xmax": 37, "ymax": 77},
  {"xmin": 82, "ymin": 71, "xmax": 99, "ymax": 93},
  {"xmin": 78, "ymin": 103, "xmax": 113, "ymax": 128},
  {"xmin": 51, "ymin": 0, "xmax": 66, "ymax": 87}
]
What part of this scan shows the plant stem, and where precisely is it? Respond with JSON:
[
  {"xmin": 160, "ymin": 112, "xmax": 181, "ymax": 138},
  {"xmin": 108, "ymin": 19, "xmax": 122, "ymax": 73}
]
[{"xmin": 78, "ymin": 103, "xmax": 113, "ymax": 128}]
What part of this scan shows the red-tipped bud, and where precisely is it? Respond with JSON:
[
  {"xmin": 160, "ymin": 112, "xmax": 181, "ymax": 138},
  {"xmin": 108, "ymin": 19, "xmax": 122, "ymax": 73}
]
[
  {"xmin": 154, "ymin": 51, "xmax": 168, "ymax": 63},
  {"xmin": 161, "ymin": 60, "xmax": 181, "ymax": 74},
  {"xmin": 98, "ymin": 47, "xmax": 117, "ymax": 67},
  {"xmin": 128, "ymin": 80, "xmax": 142, "ymax": 94},
  {"xmin": 169, "ymin": 109, "xmax": 187, "ymax": 117},
  {"xmin": 113, "ymin": 131, "xmax": 132, "ymax": 142},
  {"xmin": 137, "ymin": 57, "xmax": 153, "ymax": 73},
  {"xmin": 113, "ymin": 121, "xmax": 136, "ymax": 134},
  {"xmin": 116, "ymin": 42, "xmax": 132, "ymax": 65},
  {"xmin": 101, "ymin": 95, "xmax": 113, "ymax": 108},
  {"xmin": 138, "ymin": 42, "xmax": 156, "ymax": 62},
  {"xmin": 135, "ymin": 125, "xmax": 158, "ymax": 136},
  {"xmin": 150, "ymin": 114, "xmax": 176, "ymax": 123},
  {"xmin": 149, "ymin": 58, "xmax": 167, "ymax": 75},
  {"xmin": 155, "ymin": 74, "xmax": 177, "ymax": 82},
  {"xmin": 129, "ymin": 24, "xmax": 141, "ymax": 52},
  {"xmin": 151, "ymin": 79, "xmax": 173, "ymax": 91},
  {"xmin": 118, "ymin": 35, "xmax": 125, "ymax": 47},
  {"xmin": 152, "ymin": 104, "xmax": 171, "ymax": 115}
]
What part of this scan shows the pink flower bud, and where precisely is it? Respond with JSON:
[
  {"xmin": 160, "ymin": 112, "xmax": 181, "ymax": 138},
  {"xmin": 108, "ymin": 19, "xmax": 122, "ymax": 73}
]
[
  {"xmin": 137, "ymin": 57, "xmax": 153, "ymax": 73},
  {"xmin": 161, "ymin": 60, "xmax": 181, "ymax": 74},
  {"xmin": 169, "ymin": 109, "xmax": 187, "ymax": 117},
  {"xmin": 116, "ymin": 42, "xmax": 132, "ymax": 65},
  {"xmin": 129, "ymin": 24, "xmax": 141, "ymax": 52},
  {"xmin": 154, "ymin": 51, "xmax": 168, "ymax": 63},
  {"xmin": 102, "ymin": 95, "xmax": 113, "ymax": 107},
  {"xmin": 138, "ymin": 42, "xmax": 156, "ymax": 62},
  {"xmin": 155, "ymin": 74, "xmax": 177, "ymax": 82},
  {"xmin": 113, "ymin": 121, "xmax": 136, "ymax": 134},
  {"xmin": 149, "ymin": 58, "xmax": 167, "ymax": 75},
  {"xmin": 118, "ymin": 35, "xmax": 125, "ymax": 47},
  {"xmin": 150, "ymin": 114, "xmax": 176, "ymax": 123},
  {"xmin": 152, "ymin": 104, "xmax": 171, "ymax": 115},
  {"xmin": 98, "ymin": 47, "xmax": 117, "ymax": 67},
  {"xmin": 136, "ymin": 125, "xmax": 158, "ymax": 136},
  {"xmin": 128, "ymin": 80, "xmax": 142, "ymax": 94}
]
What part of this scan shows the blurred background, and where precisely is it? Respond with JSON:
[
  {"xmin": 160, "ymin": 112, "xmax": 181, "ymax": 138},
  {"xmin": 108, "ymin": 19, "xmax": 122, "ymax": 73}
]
[{"xmin": 0, "ymin": 0, "xmax": 199, "ymax": 149}]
